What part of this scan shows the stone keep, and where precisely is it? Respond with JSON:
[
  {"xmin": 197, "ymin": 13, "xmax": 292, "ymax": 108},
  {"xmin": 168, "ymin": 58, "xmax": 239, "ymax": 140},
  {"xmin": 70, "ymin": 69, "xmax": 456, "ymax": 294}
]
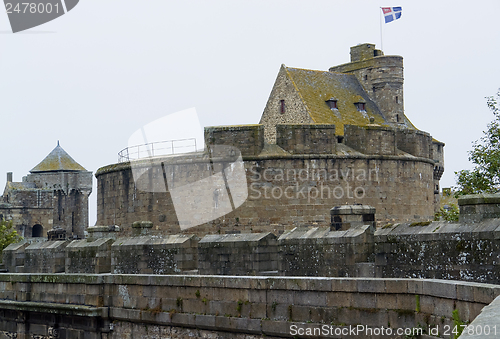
[
  {"xmin": 95, "ymin": 44, "xmax": 445, "ymax": 235},
  {"xmin": 0, "ymin": 143, "xmax": 92, "ymax": 239}
]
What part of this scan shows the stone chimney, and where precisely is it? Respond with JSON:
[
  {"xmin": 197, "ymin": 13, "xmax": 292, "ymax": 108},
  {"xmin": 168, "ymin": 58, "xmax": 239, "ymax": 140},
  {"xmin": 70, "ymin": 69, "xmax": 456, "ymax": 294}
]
[{"xmin": 330, "ymin": 204, "xmax": 376, "ymax": 231}]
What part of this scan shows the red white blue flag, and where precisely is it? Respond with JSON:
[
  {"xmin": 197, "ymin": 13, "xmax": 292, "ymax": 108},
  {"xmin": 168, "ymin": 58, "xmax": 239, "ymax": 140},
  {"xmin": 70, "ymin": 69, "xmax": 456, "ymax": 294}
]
[{"xmin": 381, "ymin": 7, "xmax": 402, "ymax": 23}]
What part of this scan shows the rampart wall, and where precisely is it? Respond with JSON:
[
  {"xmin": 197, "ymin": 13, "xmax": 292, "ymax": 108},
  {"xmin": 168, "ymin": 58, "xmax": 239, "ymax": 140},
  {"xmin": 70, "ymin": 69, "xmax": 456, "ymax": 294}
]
[
  {"xmin": 5, "ymin": 217, "xmax": 500, "ymax": 285},
  {"xmin": 0, "ymin": 274, "xmax": 498, "ymax": 339}
]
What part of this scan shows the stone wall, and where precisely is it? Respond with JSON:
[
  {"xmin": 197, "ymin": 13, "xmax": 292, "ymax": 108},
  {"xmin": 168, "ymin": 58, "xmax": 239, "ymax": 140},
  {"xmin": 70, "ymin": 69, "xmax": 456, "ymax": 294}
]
[
  {"xmin": 344, "ymin": 125, "xmax": 397, "ymax": 155},
  {"xmin": 2, "ymin": 241, "xmax": 29, "ymax": 273},
  {"xmin": 65, "ymin": 238, "xmax": 114, "ymax": 274},
  {"xmin": 205, "ymin": 125, "xmax": 265, "ymax": 157},
  {"xmin": 259, "ymin": 65, "xmax": 314, "ymax": 143},
  {"xmin": 0, "ymin": 205, "xmax": 53, "ymax": 239},
  {"xmin": 375, "ymin": 220, "xmax": 500, "ymax": 282},
  {"xmin": 0, "ymin": 274, "xmax": 498, "ymax": 338},
  {"xmin": 458, "ymin": 194, "xmax": 500, "ymax": 223},
  {"xmin": 95, "ymin": 153, "xmax": 435, "ymax": 236},
  {"xmin": 24, "ymin": 240, "xmax": 70, "ymax": 273},
  {"xmin": 0, "ymin": 170, "xmax": 93, "ymax": 239},
  {"xmin": 276, "ymin": 124, "xmax": 336, "ymax": 154},
  {"xmin": 198, "ymin": 233, "xmax": 277, "ymax": 275},
  {"xmin": 395, "ymin": 129, "xmax": 432, "ymax": 159},
  {"xmin": 274, "ymin": 218, "xmax": 500, "ymax": 285},
  {"xmin": 278, "ymin": 225, "xmax": 374, "ymax": 277},
  {"xmin": 7, "ymin": 215, "xmax": 500, "ymax": 285},
  {"xmin": 111, "ymin": 234, "xmax": 198, "ymax": 274}
]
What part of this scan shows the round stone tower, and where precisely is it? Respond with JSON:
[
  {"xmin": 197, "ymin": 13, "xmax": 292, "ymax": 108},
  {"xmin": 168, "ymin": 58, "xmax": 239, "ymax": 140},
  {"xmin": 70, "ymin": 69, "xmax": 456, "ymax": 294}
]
[{"xmin": 329, "ymin": 43, "xmax": 404, "ymax": 125}]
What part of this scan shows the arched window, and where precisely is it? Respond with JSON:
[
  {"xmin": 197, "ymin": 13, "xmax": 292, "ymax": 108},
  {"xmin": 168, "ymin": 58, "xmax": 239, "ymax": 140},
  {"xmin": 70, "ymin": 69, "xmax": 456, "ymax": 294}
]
[{"xmin": 32, "ymin": 224, "xmax": 43, "ymax": 238}]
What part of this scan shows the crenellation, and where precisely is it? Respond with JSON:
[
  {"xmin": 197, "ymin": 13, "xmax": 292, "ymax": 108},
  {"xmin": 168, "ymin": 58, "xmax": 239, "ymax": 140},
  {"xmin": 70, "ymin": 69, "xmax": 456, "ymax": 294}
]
[
  {"xmin": 344, "ymin": 124, "xmax": 397, "ymax": 156},
  {"xmin": 204, "ymin": 125, "xmax": 265, "ymax": 157},
  {"xmin": 276, "ymin": 124, "xmax": 336, "ymax": 154}
]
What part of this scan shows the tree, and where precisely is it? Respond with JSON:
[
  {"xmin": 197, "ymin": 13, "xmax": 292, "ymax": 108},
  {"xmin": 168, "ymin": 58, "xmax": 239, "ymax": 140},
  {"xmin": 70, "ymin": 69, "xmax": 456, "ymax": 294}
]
[
  {"xmin": 0, "ymin": 219, "xmax": 22, "ymax": 254},
  {"xmin": 434, "ymin": 204, "xmax": 459, "ymax": 222},
  {"xmin": 454, "ymin": 90, "xmax": 500, "ymax": 195}
]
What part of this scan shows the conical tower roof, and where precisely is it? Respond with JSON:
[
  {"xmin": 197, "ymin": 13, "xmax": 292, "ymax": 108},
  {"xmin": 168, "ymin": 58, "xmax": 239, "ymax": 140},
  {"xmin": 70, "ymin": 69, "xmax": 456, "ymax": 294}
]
[{"xmin": 30, "ymin": 142, "xmax": 86, "ymax": 173}]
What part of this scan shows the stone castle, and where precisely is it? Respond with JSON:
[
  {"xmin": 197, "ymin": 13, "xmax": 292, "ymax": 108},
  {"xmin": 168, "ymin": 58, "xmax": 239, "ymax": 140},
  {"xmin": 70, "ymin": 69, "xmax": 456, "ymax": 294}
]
[
  {"xmin": 6, "ymin": 44, "xmax": 500, "ymax": 339},
  {"xmin": 95, "ymin": 43, "xmax": 444, "ymax": 237},
  {"xmin": 0, "ymin": 142, "xmax": 92, "ymax": 240}
]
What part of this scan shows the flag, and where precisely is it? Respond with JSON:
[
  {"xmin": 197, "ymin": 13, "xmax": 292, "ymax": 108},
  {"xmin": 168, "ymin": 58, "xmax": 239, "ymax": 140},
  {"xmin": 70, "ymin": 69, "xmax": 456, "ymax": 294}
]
[{"xmin": 381, "ymin": 7, "xmax": 402, "ymax": 23}]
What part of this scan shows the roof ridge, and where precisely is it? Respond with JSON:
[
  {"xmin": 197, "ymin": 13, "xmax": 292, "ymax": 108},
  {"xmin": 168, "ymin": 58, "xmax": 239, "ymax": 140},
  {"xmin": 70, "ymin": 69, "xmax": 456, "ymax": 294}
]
[{"xmin": 285, "ymin": 66, "xmax": 347, "ymax": 76}]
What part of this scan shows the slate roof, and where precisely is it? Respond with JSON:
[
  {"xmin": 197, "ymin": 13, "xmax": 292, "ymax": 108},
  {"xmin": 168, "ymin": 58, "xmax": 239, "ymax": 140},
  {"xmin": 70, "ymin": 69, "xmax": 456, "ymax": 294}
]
[
  {"xmin": 284, "ymin": 66, "xmax": 417, "ymax": 135},
  {"xmin": 30, "ymin": 143, "xmax": 86, "ymax": 173}
]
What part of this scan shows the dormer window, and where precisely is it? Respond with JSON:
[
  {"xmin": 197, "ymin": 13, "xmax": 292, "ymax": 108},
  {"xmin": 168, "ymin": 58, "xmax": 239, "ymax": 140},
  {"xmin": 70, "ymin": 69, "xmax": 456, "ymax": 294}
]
[
  {"xmin": 355, "ymin": 102, "xmax": 366, "ymax": 112},
  {"xmin": 326, "ymin": 98, "xmax": 338, "ymax": 110}
]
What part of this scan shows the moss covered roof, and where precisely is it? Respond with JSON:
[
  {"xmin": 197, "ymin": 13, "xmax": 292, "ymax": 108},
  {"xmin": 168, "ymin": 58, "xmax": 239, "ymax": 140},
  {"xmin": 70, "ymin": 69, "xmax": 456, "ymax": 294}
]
[
  {"xmin": 30, "ymin": 143, "xmax": 86, "ymax": 173},
  {"xmin": 284, "ymin": 66, "xmax": 417, "ymax": 135}
]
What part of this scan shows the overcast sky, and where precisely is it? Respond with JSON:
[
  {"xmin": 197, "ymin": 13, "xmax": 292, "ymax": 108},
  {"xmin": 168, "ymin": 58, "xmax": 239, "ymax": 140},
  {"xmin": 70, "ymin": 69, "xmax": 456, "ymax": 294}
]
[{"xmin": 1, "ymin": 0, "xmax": 499, "ymax": 225}]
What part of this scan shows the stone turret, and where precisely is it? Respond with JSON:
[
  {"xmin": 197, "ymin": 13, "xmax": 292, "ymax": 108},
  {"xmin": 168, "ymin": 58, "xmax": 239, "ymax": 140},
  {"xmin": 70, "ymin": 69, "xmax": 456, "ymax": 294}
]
[
  {"xmin": 329, "ymin": 43, "xmax": 405, "ymax": 125},
  {"xmin": 27, "ymin": 143, "xmax": 92, "ymax": 238}
]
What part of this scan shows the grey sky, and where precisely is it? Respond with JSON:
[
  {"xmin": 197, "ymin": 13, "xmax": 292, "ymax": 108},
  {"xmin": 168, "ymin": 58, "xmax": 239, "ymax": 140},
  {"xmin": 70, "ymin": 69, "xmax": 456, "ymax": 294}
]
[{"xmin": 1, "ymin": 0, "xmax": 499, "ymax": 225}]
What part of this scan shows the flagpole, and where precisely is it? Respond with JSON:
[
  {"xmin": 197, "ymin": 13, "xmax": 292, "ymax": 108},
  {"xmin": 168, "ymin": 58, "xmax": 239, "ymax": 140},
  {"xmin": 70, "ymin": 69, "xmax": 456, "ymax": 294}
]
[{"xmin": 380, "ymin": 8, "xmax": 383, "ymax": 51}]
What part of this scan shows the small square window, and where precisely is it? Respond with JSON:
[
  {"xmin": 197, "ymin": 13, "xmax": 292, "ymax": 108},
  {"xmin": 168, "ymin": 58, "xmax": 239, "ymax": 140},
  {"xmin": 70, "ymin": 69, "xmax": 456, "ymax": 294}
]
[
  {"xmin": 355, "ymin": 102, "xmax": 366, "ymax": 112},
  {"xmin": 326, "ymin": 99, "xmax": 338, "ymax": 110}
]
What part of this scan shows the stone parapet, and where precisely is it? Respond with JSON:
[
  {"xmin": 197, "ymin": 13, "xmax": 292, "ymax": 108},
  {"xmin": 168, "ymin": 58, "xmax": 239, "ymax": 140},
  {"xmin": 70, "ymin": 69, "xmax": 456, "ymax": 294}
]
[
  {"xmin": 198, "ymin": 232, "xmax": 277, "ymax": 275},
  {"xmin": 395, "ymin": 128, "xmax": 432, "ymax": 159},
  {"xmin": 344, "ymin": 125, "xmax": 397, "ymax": 155},
  {"xmin": 0, "ymin": 274, "xmax": 498, "ymax": 338},
  {"xmin": 24, "ymin": 240, "xmax": 70, "ymax": 273},
  {"xmin": 278, "ymin": 226, "xmax": 374, "ymax": 277},
  {"xmin": 2, "ymin": 241, "xmax": 29, "ymax": 273},
  {"xmin": 111, "ymin": 234, "xmax": 198, "ymax": 274},
  {"xmin": 204, "ymin": 125, "xmax": 265, "ymax": 157},
  {"xmin": 458, "ymin": 193, "xmax": 500, "ymax": 223},
  {"xmin": 276, "ymin": 124, "xmax": 336, "ymax": 154},
  {"xmin": 374, "ymin": 219, "xmax": 500, "ymax": 282},
  {"xmin": 65, "ymin": 238, "xmax": 114, "ymax": 274}
]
